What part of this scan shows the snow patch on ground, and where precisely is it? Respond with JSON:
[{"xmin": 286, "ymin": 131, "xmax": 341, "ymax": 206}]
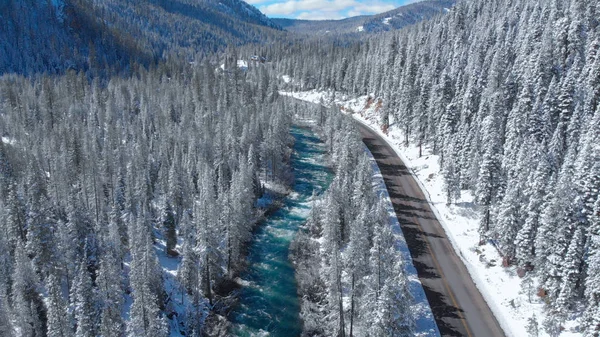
[
  {"xmin": 382, "ymin": 17, "xmax": 391, "ymax": 25},
  {"xmin": 356, "ymin": 25, "xmax": 364, "ymax": 32},
  {"xmin": 1, "ymin": 136, "xmax": 16, "ymax": 145},
  {"xmin": 218, "ymin": 60, "xmax": 249, "ymax": 71},
  {"xmin": 282, "ymin": 89, "xmax": 584, "ymax": 337},
  {"xmin": 154, "ymin": 238, "xmax": 208, "ymax": 337}
]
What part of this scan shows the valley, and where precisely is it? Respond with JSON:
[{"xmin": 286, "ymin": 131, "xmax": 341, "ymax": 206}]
[{"xmin": 0, "ymin": 0, "xmax": 598, "ymax": 336}]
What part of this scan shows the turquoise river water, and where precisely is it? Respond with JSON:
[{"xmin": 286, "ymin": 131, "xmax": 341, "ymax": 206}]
[{"xmin": 229, "ymin": 126, "xmax": 332, "ymax": 336}]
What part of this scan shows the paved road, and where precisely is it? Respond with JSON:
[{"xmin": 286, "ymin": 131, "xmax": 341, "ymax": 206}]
[{"xmin": 356, "ymin": 120, "xmax": 505, "ymax": 337}]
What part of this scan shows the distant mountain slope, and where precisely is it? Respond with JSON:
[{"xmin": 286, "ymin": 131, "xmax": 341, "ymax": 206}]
[
  {"xmin": 273, "ymin": 16, "xmax": 369, "ymax": 35},
  {"xmin": 0, "ymin": 0, "xmax": 143, "ymax": 76},
  {"xmin": 362, "ymin": 0, "xmax": 456, "ymax": 32},
  {"xmin": 272, "ymin": 0, "xmax": 456, "ymax": 35},
  {"xmin": 204, "ymin": 0, "xmax": 280, "ymax": 29},
  {"xmin": 0, "ymin": 0, "xmax": 282, "ymax": 76},
  {"xmin": 99, "ymin": 0, "xmax": 283, "ymax": 55}
]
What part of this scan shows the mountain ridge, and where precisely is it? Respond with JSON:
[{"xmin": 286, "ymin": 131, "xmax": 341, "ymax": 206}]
[{"xmin": 271, "ymin": 0, "xmax": 456, "ymax": 35}]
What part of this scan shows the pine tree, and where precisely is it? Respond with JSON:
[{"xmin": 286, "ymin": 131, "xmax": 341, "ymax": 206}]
[
  {"xmin": 324, "ymin": 190, "xmax": 342, "ymax": 252},
  {"xmin": 162, "ymin": 201, "xmax": 177, "ymax": 255},
  {"xmin": 73, "ymin": 261, "xmax": 99, "ymax": 337},
  {"xmin": 0, "ymin": 224, "xmax": 12, "ymax": 309},
  {"xmin": 367, "ymin": 199, "xmax": 396, "ymax": 303},
  {"xmin": 583, "ymin": 195, "xmax": 600, "ymax": 334},
  {"xmin": 226, "ymin": 157, "xmax": 254, "ymax": 275},
  {"xmin": 515, "ymin": 149, "xmax": 552, "ymax": 268},
  {"xmin": 543, "ymin": 313, "xmax": 562, "ymax": 337},
  {"xmin": 351, "ymin": 154, "xmax": 374, "ymax": 217},
  {"xmin": 127, "ymin": 219, "xmax": 168, "ymax": 337},
  {"xmin": 496, "ymin": 145, "xmax": 530, "ymax": 263},
  {"xmin": 345, "ymin": 207, "xmax": 370, "ymax": 336},
  {"xmin": 495, "ymin": 181, "xmax": 522, "ymax": 263},
  {"xmin": 503, "ymin": 84, "xmax": 533, "ymax": 171},
  {"xmin": 549, "ymin": 74, "xmax": 575, "ymax": 168},
  {"xmin": 322, "ymin": 185, "xmax": 345, "ymax": 337},
  {"xmin": 328, "ymin": 238, "xmax": 345, "ymax": 337},
  {"xmin": 441, "ymin": 140, "xmax": 461, "ymax": 204},
  {"xmin": 555, "ymin": 227, "xmax": 585, "ymax": 314},
  {"xmin": 177, "ymin": 212, "xmax": 199, "ymax": 296},
  {"xmin": 195, "ymin": 165, "xmax": 223, "ymax": 307},
  {"xmin": 97, "ymin": 251, "xmax": 124, "ymax": 337},
  {"xmin": 167, "ymin": 160, "xmax": 185, "ymax": 229},
  {"xmin": 11, "ymin": 242, "xmax": 46, "ymax": 337},
  {"xmin": 364, "ymin": 200, "xmax": 414, "ymax": 336},
  {"xmin": 526, "ymin": 314, "xmax": 539, "ymax": 337},
  {"xmin": 179, "ymin": 203, "xmax": 207, "ymax": 337},
  {"xmin": 6, "ymin": 185, "xmax": 26, "ymax": 249},
  {"xmin": 0, "ymin": 297, "xmax": 14, "ymax": 337},
  {"xmin": 476, "ymin": 110, "xmax": 502, "ymax": 239},
  {"xmin": 46, "ymin": 273, "xmax": 72, "ymax": 337},
  {"xmin": 373, "ymin": 258, "xmax": 414, "ymax": 337},
  {"xmin": 26, "ymin": 219, "xmax": 58, "ymax": 276}
]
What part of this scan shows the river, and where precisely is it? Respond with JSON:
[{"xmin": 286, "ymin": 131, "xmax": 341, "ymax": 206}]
[{"xmin": 229, "ymin": 125, "xmax": 332, "ymax": 336}]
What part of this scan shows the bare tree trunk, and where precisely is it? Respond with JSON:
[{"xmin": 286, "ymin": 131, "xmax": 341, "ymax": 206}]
[
  {"xmin": 349, "ymin": 273, "xmax": 355, "ymax": 337},
  {"xmin": 485, "ymin": 207, "xmax": 490, "ymax": 233},
  {"xmin": 338, "ymin": 274, "xmax": 345, "ymax": 337},
  {"xmin": 377, "ymin": 244, "xmax": 382, "ymax": 298},
  {"xmin": 92, "ymin": 165, "xmax": 99, "ymax": 225},
  {"xmin": 227, "ymin": 233, "xmax": 232, "ymax": 277},
  {"xmin": 205, "ymin": 256, "xmax": 213, "ymax": 306},
  {"xmin": 335, "ymin": 250, "xmax": 345, "ymax": 337}
]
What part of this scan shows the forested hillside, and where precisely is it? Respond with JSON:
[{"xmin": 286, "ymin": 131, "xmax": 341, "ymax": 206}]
[
  {"xmin": 0, "ymin": 61, "xmax": 295, "ymax": 335},
  {"xmin": 0, "ymin": 0, "xmax": 283, "ymax": 76},
  {"xmin": 275, "ymin": 0, "xmax": 600, "ymax": 333},
  {"xmin": 0, "ymin": 0, "xmax": 151, "ymax": 76}
]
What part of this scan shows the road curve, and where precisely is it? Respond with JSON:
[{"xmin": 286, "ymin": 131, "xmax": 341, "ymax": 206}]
[{"xmin": 355, "ymin": 120, "xmax": 505, "ymax": 337}]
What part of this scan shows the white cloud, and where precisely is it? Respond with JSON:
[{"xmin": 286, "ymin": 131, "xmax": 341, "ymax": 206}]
[
  {"xmin": 345, "ymin": 3, "xmax": 396, "ymax": 18},
  {"xmin": 346, "ymin": 9, "xmax": 364, "ymax": 17},
  {"xmin": 259, "ymin": 0, "xmax": 399, "ymax": 19},
  {"xmin": 295, "ymin": 11, "xmax": 344, "ymax": 20},
  {"xmin": 354, "ymin": 3, "xmax": 396, "ymax": 14},
  {"xmin": 260, "ymin": 0, "xmax": 355, "ymax": 16},
  {"xmin": 245, "ymin": 0, "xmax": 272, "ymax": 4}
]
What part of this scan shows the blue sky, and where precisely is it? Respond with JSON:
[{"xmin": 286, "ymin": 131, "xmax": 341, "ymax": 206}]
[{"xmin": 248, "ymin": 0, "xmax": 420, "ymax": 20}]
